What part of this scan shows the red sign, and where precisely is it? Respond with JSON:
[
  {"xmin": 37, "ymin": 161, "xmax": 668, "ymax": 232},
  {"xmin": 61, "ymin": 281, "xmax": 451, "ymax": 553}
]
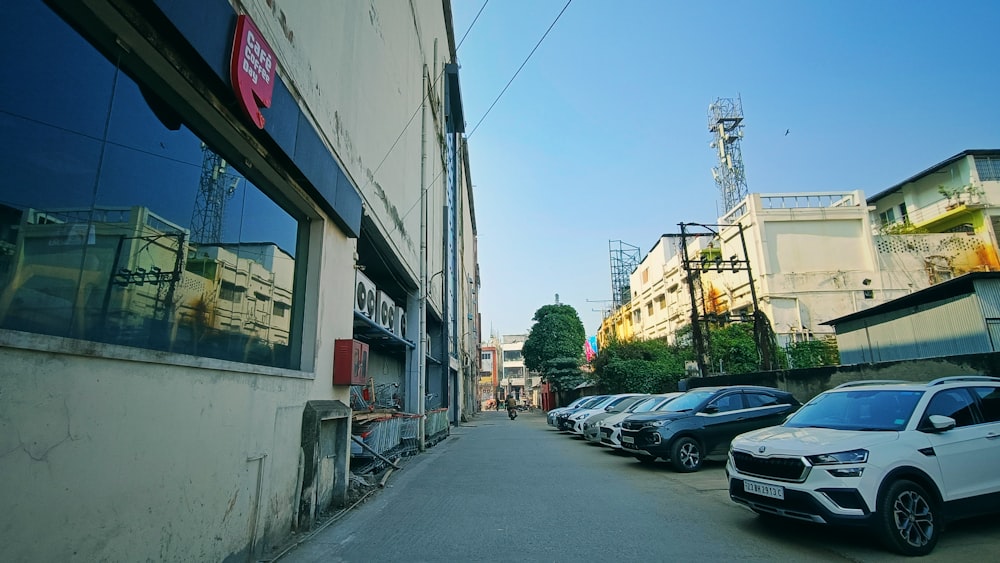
[{"xmin": 231, "ymin": 15, "xmax": 275, "ymax": 129}]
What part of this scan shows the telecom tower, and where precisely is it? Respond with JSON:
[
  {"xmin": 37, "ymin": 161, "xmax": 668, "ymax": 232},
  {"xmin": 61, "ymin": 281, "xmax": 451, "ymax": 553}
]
[
  {"xmin": 708, "ymin": 97, "xmax": 748, "ymax": 214},
  {"xmin": 190, "ymin": 143, "xmax": 239, "ymax": 244},
  {"xmin": 609, "ymin": 240, "xmax": 641, "ymax": 310}
]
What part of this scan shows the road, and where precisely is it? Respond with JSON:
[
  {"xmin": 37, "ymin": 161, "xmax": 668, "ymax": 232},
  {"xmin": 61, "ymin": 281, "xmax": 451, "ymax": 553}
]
[{"xmin": 275, "ymin": 409, "xmax": 1000, "ymax": 563}]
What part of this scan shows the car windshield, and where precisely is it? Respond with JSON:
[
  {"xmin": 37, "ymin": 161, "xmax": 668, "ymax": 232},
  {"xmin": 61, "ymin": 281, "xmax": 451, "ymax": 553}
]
[
  {"xmin": 579, "ymin": 396, "xmax": 608, "ymax": 409},
  {"xmin": 651, "ymin": 394, "xmax": 682, "ymax": 411},
  {"xmin": 627, "ymin": 397, "xmax": 659, "ymax": 413},
  {"xmin": 583, "ymin": 396, "xmax": 614, "ymax": 409},
  {"xmin": 784, "ymin": 389, "xmax": 924, "ymax": 431},
  {"xmin": 659, "ymin": 390, "xmax": 716, "ymax": 412}
]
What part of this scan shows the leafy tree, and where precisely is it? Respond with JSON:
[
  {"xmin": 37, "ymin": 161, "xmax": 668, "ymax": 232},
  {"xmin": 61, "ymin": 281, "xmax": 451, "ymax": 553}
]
[
  {"xmin": 522, "ymin": 304, "xmax": 585, "ymax": 374},
  {"xmin": 541, "ymin": 357, "xmax": 586, "ymax": 394},
  {"xmin": 706, "ymin": 322, "xmax": 759, "ymax": 375},
  {"xmin": 786, "ymin": 337, "xmax": 840, "ymax": 369},
  {"xmin": 592, "ymin": 337, "xmax": 689, "ymax": 393}
]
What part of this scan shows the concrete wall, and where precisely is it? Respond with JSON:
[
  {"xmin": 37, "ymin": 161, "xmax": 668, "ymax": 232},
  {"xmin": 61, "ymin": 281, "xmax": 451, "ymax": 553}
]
[
  {"xmin": 684, "ymin": 350, "xmax": 1000, "ymax": 403},
  {"xmin": 0, "ymin": 336, "xmax": 311, "ymax": 562},
  {"xmin": 242, "ymin": 0, "xmax": 453, "ymax": 297}
]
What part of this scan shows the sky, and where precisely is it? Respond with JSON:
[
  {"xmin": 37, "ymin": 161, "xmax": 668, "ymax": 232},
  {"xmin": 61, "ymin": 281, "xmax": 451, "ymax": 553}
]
[{"xmin": 450, "ymin": 0, "xmax": 1000, "ymax": 339}]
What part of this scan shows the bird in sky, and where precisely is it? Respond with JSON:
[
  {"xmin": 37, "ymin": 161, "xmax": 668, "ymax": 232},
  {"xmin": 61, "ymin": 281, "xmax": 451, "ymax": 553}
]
[{"xmin": 784, "ymin": 129, "xmax": 790, "ymax": 136}]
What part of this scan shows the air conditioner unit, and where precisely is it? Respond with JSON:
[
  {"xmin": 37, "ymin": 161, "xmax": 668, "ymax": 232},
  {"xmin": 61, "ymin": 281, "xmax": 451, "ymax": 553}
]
[
  {"xmin": 394, "ymin": 306, "xmax": 406, "ymax": 338},
  {"xmin": 376, "ymin": 291, "xmax": 395, "ymax": 330},
  {"xmin": 355, "ymin": 271, "xmax": 376, "ymax": 318}
]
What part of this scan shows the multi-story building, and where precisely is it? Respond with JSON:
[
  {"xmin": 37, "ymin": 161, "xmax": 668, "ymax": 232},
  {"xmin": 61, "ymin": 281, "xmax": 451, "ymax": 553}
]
[
  {"xmin": 480, "ymin": 341, "xmax": 499, "ymax": 407},
  {"xmin": 0, "ymin": 1, "xmax": 478, "ymax": 561},
  {"xmin": 599, "ymin": 150, "xmax": 1000, "ymax": 372},
  {"xmin": 868, "ymin": 150, "xmax": 1000, "ymax": 286},
  {"xmin": 500, "ymin": 334, "xmax": 527, "ymax": 402}
]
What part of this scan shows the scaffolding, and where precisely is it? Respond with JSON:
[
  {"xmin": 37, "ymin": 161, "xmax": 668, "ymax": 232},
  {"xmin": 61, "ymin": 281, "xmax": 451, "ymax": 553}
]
[
  {"xmin": 709, "ymin": 97, "xmax": 749, "ymax": 214},
  {"xmin": 609, "ymin": 240, "xmax": 642, "ymax": 310}
]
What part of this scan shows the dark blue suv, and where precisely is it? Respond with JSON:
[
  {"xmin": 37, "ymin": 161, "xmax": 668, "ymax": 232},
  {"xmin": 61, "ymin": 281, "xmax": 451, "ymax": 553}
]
[{"xmin": 620, "ymin": 386, "xmax": 800, "ymax": 472}]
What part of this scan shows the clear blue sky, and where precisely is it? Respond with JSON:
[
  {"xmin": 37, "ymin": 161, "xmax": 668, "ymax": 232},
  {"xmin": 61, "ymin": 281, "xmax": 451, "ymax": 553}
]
[{"xmin": 451, "ymin": 0, "xmax": 1000, "ymax": 339}]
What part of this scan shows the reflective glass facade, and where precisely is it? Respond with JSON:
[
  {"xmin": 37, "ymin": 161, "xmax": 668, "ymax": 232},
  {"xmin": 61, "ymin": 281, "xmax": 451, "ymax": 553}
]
[{"xmin": 0, "ymin": 2, "xmax": 300, "ymax": 368}]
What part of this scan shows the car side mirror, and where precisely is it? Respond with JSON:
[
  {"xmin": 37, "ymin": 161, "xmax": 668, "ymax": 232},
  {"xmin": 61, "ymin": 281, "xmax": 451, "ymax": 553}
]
[
  {"xmin": 925, "ymin": 414, "xmax": 956, "ymax": 432},
  {"xmin": 702, "ymin": 404, "xmax": 719, "ymax": 414}
]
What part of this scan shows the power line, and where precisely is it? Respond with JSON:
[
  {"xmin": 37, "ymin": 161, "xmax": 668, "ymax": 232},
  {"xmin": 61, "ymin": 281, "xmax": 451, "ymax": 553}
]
[
  {"xmin": 467, "ymin": 0, "xmax": 573, "ymax": 139},
  {"xmin": 457, "ymin": 0, "xmax": 489, "ymax": 50},
  {"xmin": 390, "ymin": 0, "xmax": 574, "ymax": 230}
]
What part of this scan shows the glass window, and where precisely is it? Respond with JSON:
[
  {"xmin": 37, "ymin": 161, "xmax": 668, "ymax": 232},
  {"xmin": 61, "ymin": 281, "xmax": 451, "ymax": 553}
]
[
  {"xmin": 975, "ymin": 156, "xmax": 1000, "ymax": 182},
  {"xmin": 973, "ymin": 387, "xmax": 1000, "ymax": 423},
  {"xmin": 744, "ymin": 392, "xmax": 780, "ymax": 408},
  {"xmin": 708, "ymin": 393, "xmax": 744, "ymax": 413},
  {"xmin": 0, "ymin": 3, "xmax": 301, "ymax": 368},
  {"xmin": 925, "ymin": 389, "xmax": 978, "ymax": 427}
]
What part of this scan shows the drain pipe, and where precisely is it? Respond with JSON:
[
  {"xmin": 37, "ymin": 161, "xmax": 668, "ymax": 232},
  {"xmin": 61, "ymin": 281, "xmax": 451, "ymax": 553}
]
[{"xmin": 418, "ymin": 66, "xmax": 428, "ymax": 451}]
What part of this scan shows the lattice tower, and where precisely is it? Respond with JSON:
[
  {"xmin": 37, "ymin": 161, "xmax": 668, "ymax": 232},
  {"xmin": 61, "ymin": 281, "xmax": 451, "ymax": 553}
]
[
  {"xmin": 708, "ymin": 97, "xmax": 749, "ymax": 213},
  {"xmin": 609, "ymin": 240, "xmax": 642, "ymax": 310},
  {"xmin": 191, "ymin": 143, "xmax": 239, "ymax": 244}
]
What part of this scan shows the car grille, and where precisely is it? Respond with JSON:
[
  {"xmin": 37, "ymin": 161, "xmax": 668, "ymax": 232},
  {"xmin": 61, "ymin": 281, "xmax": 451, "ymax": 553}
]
[
  {"xmin": 732, "ymin": 451, "xmax": 808, "ymax": 482},
  {"xmin": 600, "ymin": 427, "xmax": 612, "ymax": 438},
  {"xmin": 622, "ymin": 420, "xmax": 645, "ymax": 431}
]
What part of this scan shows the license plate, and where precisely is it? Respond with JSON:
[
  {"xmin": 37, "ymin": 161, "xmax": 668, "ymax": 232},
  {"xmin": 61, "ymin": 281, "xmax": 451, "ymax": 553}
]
[
  {"xmin": 743, "ymin": 479, "xmax": 784, "ymax": 500},
  {"xmin": 622, "ymin": 436, "xmax": 634, "ymax": 444}
]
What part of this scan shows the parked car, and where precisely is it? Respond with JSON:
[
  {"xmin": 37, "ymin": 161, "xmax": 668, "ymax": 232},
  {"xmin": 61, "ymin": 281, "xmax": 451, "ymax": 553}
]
[
  {"xmin": 582, "ymin": 394, "xmax": 653, "ymax": 443},
  {"xmin": 555, "ymin": 395, "xmax": 612, "ymax": 431},
  {"xmin": 596, "ymin": 393, "xmax": 683, "ymax": 448},
  {"xmin": 569, "ymin": 394, "xmax": 646, "ymax": 437},
  {"xmin": 546, "ymin": 396, "xmax": 595, "ymax": 426},
  {"xmin": 620, "ymin": 386, "xmax": 800, "ymax": 472},
  {"xmin": 727, "ymin": 376, "xmax": 1000, "ymax": 556}
]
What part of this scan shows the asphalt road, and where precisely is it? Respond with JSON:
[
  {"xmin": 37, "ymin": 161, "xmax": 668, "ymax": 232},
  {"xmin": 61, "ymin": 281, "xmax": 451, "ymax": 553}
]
[{"xmin": 275, "ymin": 409, "xmax": 1000, "ymax": 563}]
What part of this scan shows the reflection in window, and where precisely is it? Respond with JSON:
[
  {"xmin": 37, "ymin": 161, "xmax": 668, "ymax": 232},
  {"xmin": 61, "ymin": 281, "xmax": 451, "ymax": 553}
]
[{"xmin": 0, "ymin": 2, "xmax": 300, "ymax": 368}]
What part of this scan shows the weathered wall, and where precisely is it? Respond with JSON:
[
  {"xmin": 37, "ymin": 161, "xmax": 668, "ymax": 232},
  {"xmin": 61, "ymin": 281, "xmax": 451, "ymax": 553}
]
[
  {"xmin": 684, "ymin": 351, "xmax": 1000, "ymax": 403},
  {"xmin": 0, "ymin": 339, "xmax": 311, "ymax": 562},
  {"xmin": 243, "ymin": 0, "xmax": 453, "ymax": 312}
]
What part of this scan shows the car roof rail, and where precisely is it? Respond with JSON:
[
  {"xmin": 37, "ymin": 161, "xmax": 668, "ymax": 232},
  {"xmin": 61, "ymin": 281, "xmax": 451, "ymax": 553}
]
[
  {"xmin": 927, "ymin": 375, "xmax": 1000, "ymax": 386},
  {"xmin": 834, "ymin": 380, "xmax": 909, "ymax": 389}
]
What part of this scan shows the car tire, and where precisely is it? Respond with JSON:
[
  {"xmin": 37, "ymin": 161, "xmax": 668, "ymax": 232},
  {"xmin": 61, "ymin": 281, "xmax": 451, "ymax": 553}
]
[
  {"xmin": 670, "ymin": 437, "xmax": 702, "ymax": 472},
  {"xmin": 877, "ymin": 479, "xmax": 939, "ymax": 556},
  {"xmin": 636, "ymin": 454, "xmax": 656, "ymax": 464}
]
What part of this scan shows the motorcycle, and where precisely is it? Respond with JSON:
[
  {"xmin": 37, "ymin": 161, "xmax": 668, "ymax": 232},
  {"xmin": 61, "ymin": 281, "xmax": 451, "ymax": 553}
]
[{"xmin": 507, "ymin": 407, "xmax": 518, "ymax": 420}]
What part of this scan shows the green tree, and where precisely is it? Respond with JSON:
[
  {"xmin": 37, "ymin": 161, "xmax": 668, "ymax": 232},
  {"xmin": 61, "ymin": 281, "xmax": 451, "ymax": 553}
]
[
  {"xmin": 541, "ymin": 357, "xmax": 586, "ymax": 394},
  {"xmin": 786, "ymin": 337, "xmax": 840, "ymax": 369},
  {"xmin": 522, "ymin": 304, "xmax": 586, "ymax": 393},
  {"xmin": 522, "ymin": 304, "xmax": 586, "ymax": 373},
  {"xmin": 592, "ymin": 337, "xmax": 689, "ymax": 393},
  {"xmin": 706, "ymin": 322, "xmax": 759, "ymax": 374}
]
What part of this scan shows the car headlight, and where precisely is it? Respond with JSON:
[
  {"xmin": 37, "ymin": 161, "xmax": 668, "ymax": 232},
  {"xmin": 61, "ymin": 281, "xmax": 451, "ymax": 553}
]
[
  {"xmin": 827, "ymin": 468, "xmax": 864, "ymax": 478},
  {"xmin": 806, "ymin": 449, "xmax": 868, "ymax": 465},
  {"xmin": 612, "ymin": 422, "xmax": 621, "ymax": 428},
  {"xmin": 648, "ymin": 419, "xmax": 671, "ymax": 428},
  {"xmin": 573, "ymin": 414, "xmax": 587, "ymax": 421}
]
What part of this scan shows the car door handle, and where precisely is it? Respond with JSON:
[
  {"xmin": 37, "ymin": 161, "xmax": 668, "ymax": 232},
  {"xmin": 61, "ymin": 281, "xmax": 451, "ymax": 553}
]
[{"xmin": 987, "ymin": 432, "xmax": 1000, "ymax": 440}]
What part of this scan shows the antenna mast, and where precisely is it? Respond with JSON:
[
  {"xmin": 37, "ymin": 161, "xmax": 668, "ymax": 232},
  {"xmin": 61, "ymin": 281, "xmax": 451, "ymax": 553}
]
[{"xmin": 708, "ymin": 97, "xmax": 749, "ymax": 213}]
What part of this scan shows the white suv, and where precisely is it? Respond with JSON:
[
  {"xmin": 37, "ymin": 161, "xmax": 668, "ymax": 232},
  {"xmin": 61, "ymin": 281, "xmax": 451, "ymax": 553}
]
[{"xmin": 726, "ymin": 376, "xmax": 1000, "ymax": 556}]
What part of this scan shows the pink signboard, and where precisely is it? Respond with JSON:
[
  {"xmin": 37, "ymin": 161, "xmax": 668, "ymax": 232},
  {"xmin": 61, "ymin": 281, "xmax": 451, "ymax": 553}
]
[{"xmin": 230, "ymin": 15, "xmax": 275, "ymax": 129}]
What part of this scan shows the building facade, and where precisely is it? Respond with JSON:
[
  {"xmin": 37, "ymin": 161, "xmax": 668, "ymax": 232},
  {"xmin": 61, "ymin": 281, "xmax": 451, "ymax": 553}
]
[
  {"xmin": 0, "ymin": 1, "xmax": 478, "ymax": 561},
  {"xmin": 598, "ymin": 151, "xmax": 1000, "ymax": 373}
]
